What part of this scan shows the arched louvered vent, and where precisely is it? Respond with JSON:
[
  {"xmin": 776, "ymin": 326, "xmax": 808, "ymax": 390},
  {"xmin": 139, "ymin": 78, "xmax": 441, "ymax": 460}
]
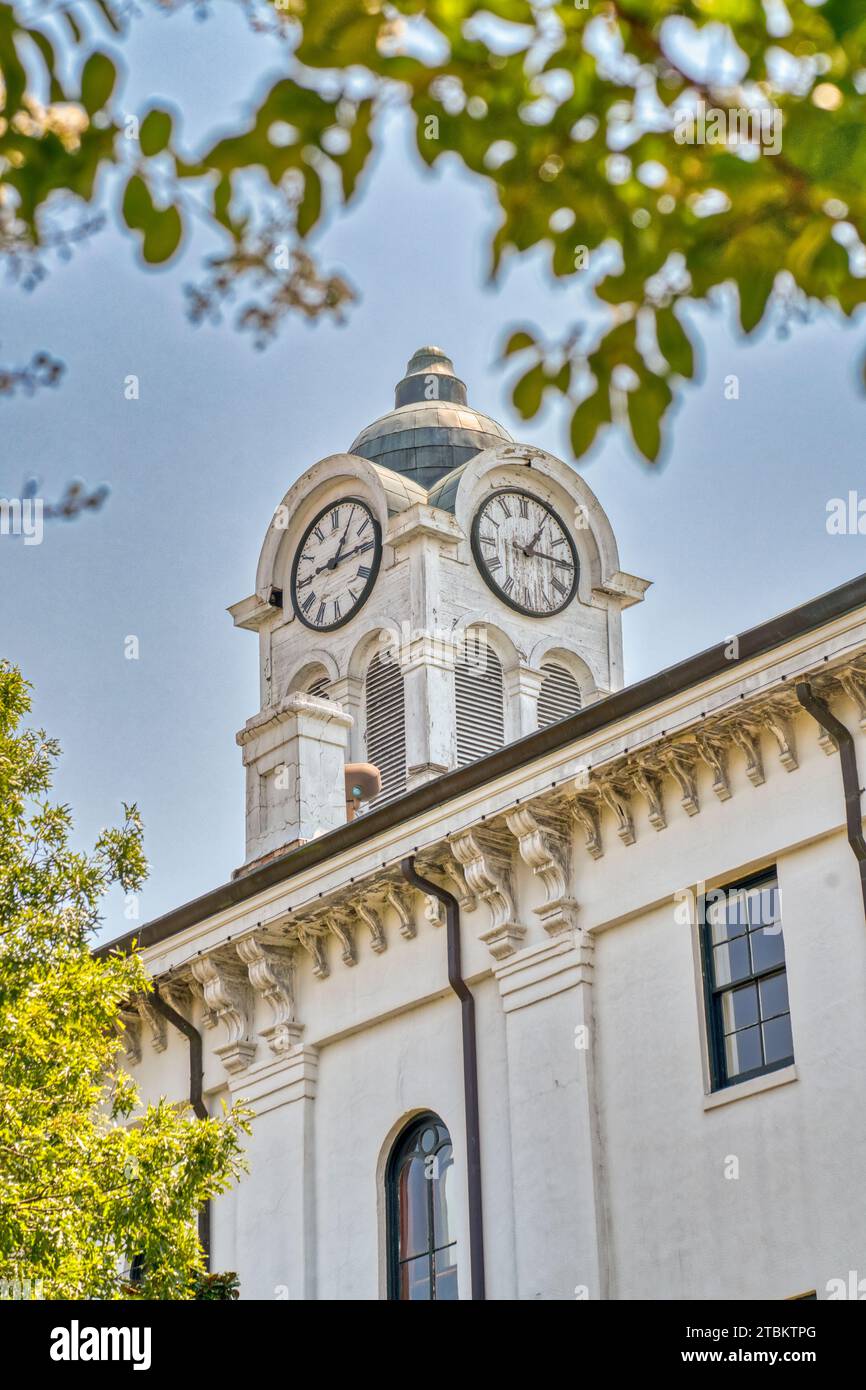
[
  {"xmin": 537, "ymin": 662, "xmax": 582, "ymax": 729},
  {"xmin": 306, "ymin": 674, "xmax": 330, "ymax": 699},
  {"xmin": 455, "ymin": 632, "xmax": 505, "ymax": 767},
  {"xmin": 365, "ymin": 652, "xmax": 406, "ymax": 802}
]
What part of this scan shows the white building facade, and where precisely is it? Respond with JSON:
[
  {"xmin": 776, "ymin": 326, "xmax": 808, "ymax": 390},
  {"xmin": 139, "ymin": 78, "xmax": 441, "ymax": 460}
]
[{"xmin": 112, "ymin": 349, "xmax": 866, "ymax": 1301}]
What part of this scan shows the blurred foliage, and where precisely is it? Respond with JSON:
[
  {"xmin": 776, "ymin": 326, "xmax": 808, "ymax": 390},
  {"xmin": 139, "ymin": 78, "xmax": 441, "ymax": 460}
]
[
  {"xmin": 0, "ymin": 661, "xmax": 250, "ymax": 1300},
  {"xmin": 2, "ymin": 1, "xmax": 866, "ymax": 459}
]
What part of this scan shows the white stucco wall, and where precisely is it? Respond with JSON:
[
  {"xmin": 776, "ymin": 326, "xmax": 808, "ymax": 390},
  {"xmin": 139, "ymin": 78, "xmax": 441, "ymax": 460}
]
[{"xmin": 123, "ymin": 606, "xmax": 866, "ymax": 1301}]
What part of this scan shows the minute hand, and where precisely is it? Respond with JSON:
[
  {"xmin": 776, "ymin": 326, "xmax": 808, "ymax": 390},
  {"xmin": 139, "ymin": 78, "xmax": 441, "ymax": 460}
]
[
  {"xmin": 527, "ymin": 549, "xmax": 573, "ymax": 566},
  {"xmin": 332, "ymin": 541, "xmax": 374, "ymax": 567}
]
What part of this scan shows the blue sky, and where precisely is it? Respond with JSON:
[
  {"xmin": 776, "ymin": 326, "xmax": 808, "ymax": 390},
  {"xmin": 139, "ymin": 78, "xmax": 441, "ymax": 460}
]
[{"xmin": 2, "ymin": 6, "xmax": 865, "ymax": 939}]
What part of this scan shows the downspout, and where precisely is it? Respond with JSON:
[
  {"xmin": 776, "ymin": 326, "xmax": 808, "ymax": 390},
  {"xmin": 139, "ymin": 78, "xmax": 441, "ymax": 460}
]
[
  {"xmin": 400, "ymin": 857, "xmax": 486, "ymax": 1301},
  {"xmin": 149, "ymin": 988, "xmax": 211, "ymax": 1267},
  {"xmin": 795, "ymin": 681, "xmax": 866, "ymax": 918}
]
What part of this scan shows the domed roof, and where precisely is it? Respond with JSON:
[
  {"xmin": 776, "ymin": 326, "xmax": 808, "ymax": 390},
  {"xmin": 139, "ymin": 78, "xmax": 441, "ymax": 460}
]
[{"xmin": 349, "ymin": 346, "xmax": 512, "ymax": 490}]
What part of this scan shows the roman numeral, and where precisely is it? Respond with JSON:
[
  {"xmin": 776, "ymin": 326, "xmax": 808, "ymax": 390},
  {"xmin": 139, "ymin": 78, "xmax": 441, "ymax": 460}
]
[
  {"xmin": 357, "ymin": 564, "xmax": 371, "ymax": 579},
  {"xmin": 487, "ymin": 557, "xmax": 502, "ymax": 572},
  {"xmin": 551, "ymin": 535, "xmax": 567, "ymax": 547},
  {"xmin": 358, "ymin": 515, "xmax": 370, "ymax": 534},
  {"xmin": 333, "ymin": 597, "xmax": 341, "ymax": 621},
  {"xmin": 502, "ymin": 575, "xmax": 514, "ymax": 594},
  {"xmin": 330, "ymin": 508, "xmax": 341, "ymax": 531},
  {"xmin": 301, "ymin": 552, "xmax": 314, "ymax": 565},
  {"xmin": 552, "ymin": 575, "xmax": 569, "ymax": 596},
  {"xmin": 357, "ymin": 540, "xmax": 374, "ymax": 554},
  {"xmin": 554, "ymin": 557, "xmax": 574, "ymax": 570},
  {"xmin": 518, "ymin": 495, "xmax": 530, "ymax": 518},
  {"xmin": 313, "ymin": 525, "xmax": 325, "ymax": 544},
  {"xmin": 497, "ymin": 496, "xmax": 511, "ymax": 518},
  {"xmin": 480, "ymin": 533, "xmax": 498, "ymax": 547},
  {"xmin": 301, "ymin": 592, "xmax": 316, "ymax": 614},
  {"xmin": 297, "ymin": 575, "xmax": 313, "ymax": 589},
  {"xmin": 316, "ymin": 601, "xmax": 327, "ymax": 624}
]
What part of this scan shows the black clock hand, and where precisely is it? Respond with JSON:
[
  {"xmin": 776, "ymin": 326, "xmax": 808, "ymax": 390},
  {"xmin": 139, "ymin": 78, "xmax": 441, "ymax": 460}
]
[
  {"xmin": 525, "ymin": 550, "xmax": 573, "ymax": 566},
  {"xmin": 313, "ymin": 540, "xmax": 372, "ymax": 576},
  {"xmin": 332, "ymin": 504, "xmax": 356, "ymax": 566}
]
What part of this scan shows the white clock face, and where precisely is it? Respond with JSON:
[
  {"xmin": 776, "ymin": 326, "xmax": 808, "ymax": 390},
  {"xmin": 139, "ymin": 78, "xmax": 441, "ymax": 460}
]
[
  {"xmin": 471, "ymin": 488, "xmax": 579, "ymax": 617},
  {"xmin": 290, "ymin": 497, "xmax": 382, "ymax": 632}
]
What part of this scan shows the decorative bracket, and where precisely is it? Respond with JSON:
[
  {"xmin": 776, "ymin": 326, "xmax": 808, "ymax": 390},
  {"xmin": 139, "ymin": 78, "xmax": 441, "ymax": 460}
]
[
  {"xmin": 658, "ymin": 746, "xmax": 700, "ymax": 817},
  {"xmin": 117, "ymin": 1006, "xmax": 142, "ymax": 1066},
  {"xmin": 727, "ymin": 720, "xmax": 765, "ymax": 786},
  {"xmin": 190, "ymin": 954, "xmax": 256, "ymax": 1074},
  {"xmin": 236, "ymin": 936, "xmax": 302, "ymax": 1055},
  {"xmin": 505, "ymin": 805, "xmax": 577, "ymax": 935},
  {"xmin": 297, "ymin": 922, "xmax": 329, "ymax": 980},
  {"xmin": 385, "ymin": 884, "xmax": 416, "ymax": 940},
  {"xmin": 632, "ymin": 765, "xmax": 666, "ymax": 831},
  {"xmin": 356, "ymin": 898, "xmax": 387, "ymax": 954},
  {"xmin": 135, "ymin": 996, "xmax": 167, "ymax": 1053},
  {"xmin": 597, "ymin": 779, "xmax": 635, "ymax": 846},
  {"xmin": 449, "ymin": 825, "xmax": 523, "ymax": 959},
  {"xmin": 756, "ymin": 704, "xmax": 798, "ymax": 772},
  {"xmin": 571, "ymin": 795, "xmax": 603, "ymax": 860},
  {"xmin": 326, "ymin": 911, "xmax": 356, "ymax": 967},
  {"xmin": 693, "ymin": 733, "xmax": 732, "ymax": 801}
]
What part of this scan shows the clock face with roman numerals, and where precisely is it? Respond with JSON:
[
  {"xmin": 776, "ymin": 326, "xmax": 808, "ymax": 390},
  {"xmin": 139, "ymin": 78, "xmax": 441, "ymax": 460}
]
[
  {"xmin": 471, "ymin": 487, "xmax": 579, "ymax": 617},
  {"xmin": 290, "ymin": 497, "xmax": 382, "ymax": 632}
]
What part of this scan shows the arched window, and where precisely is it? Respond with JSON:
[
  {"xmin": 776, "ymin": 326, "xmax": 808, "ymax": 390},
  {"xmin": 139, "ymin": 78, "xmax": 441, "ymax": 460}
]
[
  {"xmin": 537, "ymin": 660, "xmax": 582, "ymax": 729},
  {"xmin": 365, "ymin": 651, "xmax": 406, "ymax": 802},
  {"xmin": 387, "ymin": 1114, "xmax": 457, "ymax": 1300},
  {"xmin": 455, "ymin": 630, "xmax": 504, "ymax": 766}
]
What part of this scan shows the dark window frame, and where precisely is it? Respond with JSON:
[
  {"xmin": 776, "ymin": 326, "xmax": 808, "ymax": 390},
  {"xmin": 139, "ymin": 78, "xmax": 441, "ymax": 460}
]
[
  {"xmin": 700, "ymin": 867, "xmax": 794, "ymax": 1091},
  {"xmin": 385, "ymin": 1112, "xmax": 457, "ymax": 1301}
]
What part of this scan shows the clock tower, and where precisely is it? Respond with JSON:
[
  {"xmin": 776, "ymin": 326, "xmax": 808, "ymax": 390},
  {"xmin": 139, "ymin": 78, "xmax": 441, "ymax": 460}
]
[{"xmin": 230, "ymin": 346, "xmax": 650, "ymax": 867}]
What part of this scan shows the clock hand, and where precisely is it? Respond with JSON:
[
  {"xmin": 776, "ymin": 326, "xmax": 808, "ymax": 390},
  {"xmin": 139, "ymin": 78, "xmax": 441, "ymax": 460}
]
[
  {"xmin": 312, "ymin": 540, "xmax": 371, "ymax": 576},
  {"xmin": 331, "ymin": 504, "xmax": 356, "ymax": 567},
  {"xmin": 525, "ymin": 549, "xmax": 573, "ymax": 566},
  {"xmin": 519, "ymin": 521, "xmax": 546, "ymax": 556}
]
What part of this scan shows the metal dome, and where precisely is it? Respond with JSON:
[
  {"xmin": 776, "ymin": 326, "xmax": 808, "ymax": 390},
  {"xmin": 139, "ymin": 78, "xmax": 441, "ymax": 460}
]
[{"xmin": 349, "ymin": 347, "xmax": 512, "ymax": 490}]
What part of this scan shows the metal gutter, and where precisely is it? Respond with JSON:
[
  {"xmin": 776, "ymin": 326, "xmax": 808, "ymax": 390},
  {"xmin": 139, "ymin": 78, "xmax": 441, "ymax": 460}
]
[
  {"xmin": 400, "ymin": 857, "xmax": 485, "ymax": 1301},
  {"xmin": 149, "ymin": 988, "xmax": 211, "ymax": 1266},
  {"xmin": 98, "ymin": 570, "xmax": 866, "ymax": 959},
  {"xmin": 795, "ymin": 681, "xmax": 866, "ymax": 919}
]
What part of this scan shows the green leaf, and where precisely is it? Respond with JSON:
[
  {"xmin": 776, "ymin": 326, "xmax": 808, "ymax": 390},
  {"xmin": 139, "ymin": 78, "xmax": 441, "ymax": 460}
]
[
  {"xmin": 297, "ymin": 168, "xmax": 322, "ymax": 238},
  {"xmin": 81, "ymin": 51, "xmax": 116, "ymax": 115},
  {"xmin": 627, "ymin": 370, "xmax": 673, "ymax": 464},
  {"xmin": 736, "ymin": 268, "xmax": 776, "ymax": 335},
  {"xmin": 139, "ymin": 108, "xmax": 173, "ymax": 157},
  {"xmin": 569, "ymin": 388, "xmax": 611, "ymax": 459},
  {"xmin": 502, "ymin": 330, "xmax": 536, "ymax": 358},
  {"xmin": 512, "ymin": 361, "xmax": 546, "ymax": 419},
  {"xmin": 142, "ymin": 205, "xmax": 182, "ymax": 264},
  {"xmin": 656, "ymin": 307, "xmax": 694, "ymax": 379},
  {"xmin": 122, "ymin": 174, "xmax": 152, "ymax": 231}
]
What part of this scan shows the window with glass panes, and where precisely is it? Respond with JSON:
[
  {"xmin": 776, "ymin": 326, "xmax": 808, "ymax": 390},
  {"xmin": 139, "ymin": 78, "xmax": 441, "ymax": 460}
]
[
  {"xmin": 701, "ymin": 870, "xmax": 794, "ymax": 1089},
  {"xmin": 386, "ymin": 1114, "xmax": 458, "ymax": 1300}
]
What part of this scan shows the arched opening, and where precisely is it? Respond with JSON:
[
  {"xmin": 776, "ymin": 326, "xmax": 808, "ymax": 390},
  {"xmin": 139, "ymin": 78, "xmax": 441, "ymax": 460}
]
[
  {"xmin": 537, "ymin": 660, "xmax": 582, "ymax": 728},
  {"xmin": 386, "ymin": 1113, "xmax": 457, "ymax": 1301},
  {"xmin": 455, "ymin": 629, "xmax": 505, "ymax": 766},
  {"xmin": 365, "ymin": 650, "xmax": 406, "ymax": 802}
]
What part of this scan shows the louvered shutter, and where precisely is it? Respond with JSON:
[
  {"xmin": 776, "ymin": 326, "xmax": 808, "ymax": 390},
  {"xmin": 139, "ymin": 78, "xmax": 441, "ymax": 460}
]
[
  {"xmin": 537, "ymin": 662, "xmax": 582, "ymax": 729},
  {"xmin": 306, "ymin": 674, "xmax": 330, "ymax": 699},
  {"xmin": 365, "ymin": 652, "xmax": 406, "ymax": 802},
  {"xmin": 455, "ymin": 633, "xmax": 505, "ymax": 767}
]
